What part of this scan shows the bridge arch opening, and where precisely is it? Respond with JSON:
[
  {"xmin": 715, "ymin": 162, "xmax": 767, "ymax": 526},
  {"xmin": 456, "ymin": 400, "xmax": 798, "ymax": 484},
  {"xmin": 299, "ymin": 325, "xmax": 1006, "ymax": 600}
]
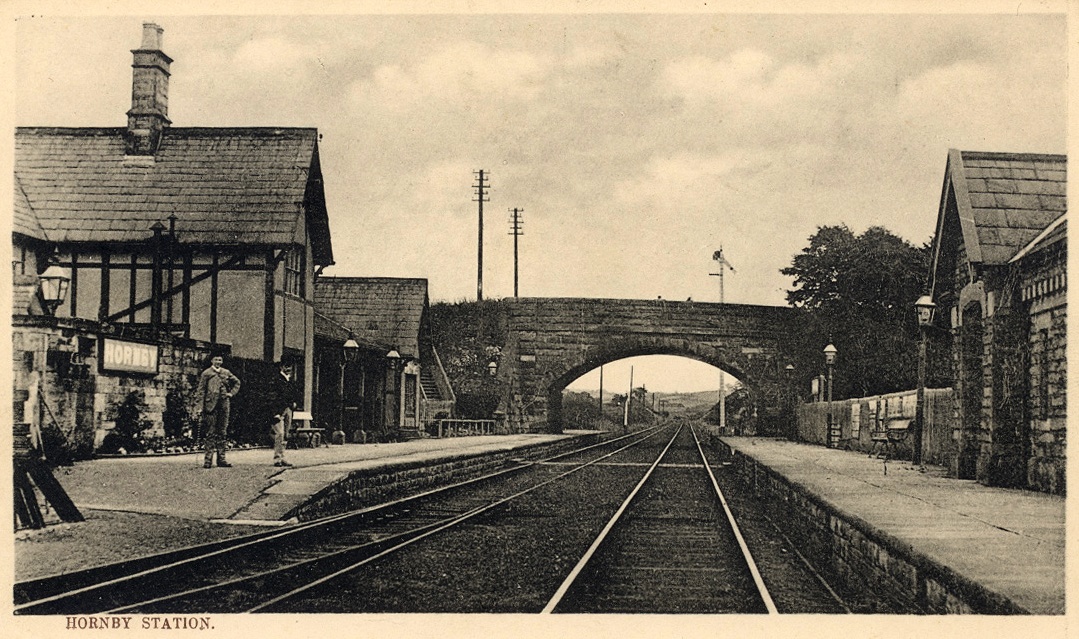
[{"xmin": 554, "ymin": 353, "xmax": 750, "ymax": 431}]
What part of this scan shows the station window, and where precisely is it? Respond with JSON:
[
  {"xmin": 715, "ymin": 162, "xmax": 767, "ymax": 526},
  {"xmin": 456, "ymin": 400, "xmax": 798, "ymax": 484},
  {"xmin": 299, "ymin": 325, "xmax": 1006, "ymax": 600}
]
[
  {"xmin": 13, "ymin": 245, "xmax": 27, "ymax": 275},
  {"xmin": 284, "ymin": 248, "xmax": 305, "ymax": 297}
]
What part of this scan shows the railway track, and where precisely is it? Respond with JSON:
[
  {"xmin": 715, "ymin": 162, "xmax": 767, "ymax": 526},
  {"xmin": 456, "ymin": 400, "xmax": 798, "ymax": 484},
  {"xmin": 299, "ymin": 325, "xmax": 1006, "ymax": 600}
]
[
  {"xmin": 14, "ymin": 427, "xmax": 664, "ymax": 615},
  {"xmin": 17, "ymin": 421, "xmax": 810, "ymax": 614},
  {"xmin": 544, "ymin": 422, "xmax": 776, "ymax": 614}
]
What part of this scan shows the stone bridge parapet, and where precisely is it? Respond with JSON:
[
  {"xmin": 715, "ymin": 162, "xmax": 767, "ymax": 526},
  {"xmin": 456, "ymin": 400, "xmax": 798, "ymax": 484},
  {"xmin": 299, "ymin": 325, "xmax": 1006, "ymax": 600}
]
[{"xmin": 497, "ymin": 297, "xmax": 797, "ymax": 432}]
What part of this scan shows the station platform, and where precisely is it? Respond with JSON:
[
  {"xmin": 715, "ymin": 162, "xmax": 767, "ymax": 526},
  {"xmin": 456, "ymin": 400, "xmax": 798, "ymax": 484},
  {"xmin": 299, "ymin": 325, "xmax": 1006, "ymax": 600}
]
[
  {"xmin": 721, "ymin": 437, "xmax": 1065, "ymax": 615},
  {"xmin": 14, "ymin": 432, "xmax": 584, "ymax": 582}
]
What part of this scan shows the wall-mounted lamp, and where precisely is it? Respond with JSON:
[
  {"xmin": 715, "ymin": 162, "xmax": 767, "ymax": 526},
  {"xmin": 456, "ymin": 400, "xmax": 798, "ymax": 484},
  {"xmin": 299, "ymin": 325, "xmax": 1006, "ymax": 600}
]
[
  {"xmin": 39, "ymin": 252, "xmax": 71, "ymax": 317},
  {"xmin": 488, "ymin": 360, "xmax": 498, "ymax": 376}
]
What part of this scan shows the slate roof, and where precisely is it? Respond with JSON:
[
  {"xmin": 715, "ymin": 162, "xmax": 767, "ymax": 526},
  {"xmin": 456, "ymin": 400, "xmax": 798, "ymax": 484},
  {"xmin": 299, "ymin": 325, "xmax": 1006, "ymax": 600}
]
[
  {"xmin": 1010, "ymin": 215, "xmax": 1066, "ymax": 264},
  {"xmin": 14, "ymin": 127, "xmax": 333, "ymax": 265},
  {"xmin": 939, "ymin": 149, "xmax": 1066, "ymax": 266},
  {"xmin": 313, "ymin": 310, "xmax": 391, "ymax": 352},
  {"xmin": 13, "ymin": 175, "xmax": 47, "ymax": 241},
  {"xmin": 314, "ymin": 277, "xmax": 428, "ymax": 358}
]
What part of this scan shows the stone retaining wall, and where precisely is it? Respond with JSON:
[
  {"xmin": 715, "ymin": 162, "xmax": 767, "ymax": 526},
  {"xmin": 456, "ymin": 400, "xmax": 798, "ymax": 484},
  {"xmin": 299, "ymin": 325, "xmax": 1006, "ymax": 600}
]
[
  {"xmin": 720, "ymin": 443, "xmax": 1027, "ymax": 614},
  {"xmin": 288, "ymin": 435, "xmax": 600, "ymax": 521}
]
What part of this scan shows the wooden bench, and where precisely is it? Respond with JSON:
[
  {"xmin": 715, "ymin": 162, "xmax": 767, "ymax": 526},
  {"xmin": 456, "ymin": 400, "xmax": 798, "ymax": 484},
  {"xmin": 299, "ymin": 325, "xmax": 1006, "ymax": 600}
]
[
  {"xmin": 871, "ymin": 418, "xmax": 910, "ymax": 460},
  {"xmin": 291, "ymin": 427, "xmax": 324, "ymax": 448},
  {"xmin": 287, "ymin": 411, "xmax": 326, "ymax": 448}
]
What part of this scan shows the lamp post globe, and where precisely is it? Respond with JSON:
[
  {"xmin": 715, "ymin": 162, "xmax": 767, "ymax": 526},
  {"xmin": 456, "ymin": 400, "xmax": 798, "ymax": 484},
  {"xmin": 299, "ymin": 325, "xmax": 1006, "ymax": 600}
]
[
  {"xmin": 823, "ymin": 343, "xmax": 837, "ymax": 366},
  {"xmin": 915, "ymin": 295, "xmax": 936, "ymax": 327},
  {"xmin": 342, "ymin": 336, "xmax": 360, "ymax": 362}
]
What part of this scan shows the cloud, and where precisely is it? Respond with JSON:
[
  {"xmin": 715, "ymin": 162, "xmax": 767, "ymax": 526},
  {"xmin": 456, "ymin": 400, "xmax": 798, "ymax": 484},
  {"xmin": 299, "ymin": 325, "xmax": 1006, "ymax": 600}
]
[
  {"xmin": 662, "ymin": 49, "xmax": 858, "ymax": 108},
  {"xmin": 889, "ymin": 59, "xmax": 1066, "ymax": 153},
  {"xmin": 658, "ymin": 49, "xmax": 868, "ymax": 149},
  {"xmin": 564, "ymin": 43, "xmax": 619, "ymax": 68},
  {"xmin": 612, "ymin": 151, "xmax": 770, "ymax": 216},
  {"xmin": 349, "ymin": 41, "xmax": 552, "ymax": 111},
  {"xmin": 231, "ymin": 36, "xmax": 317, "ymax": 76}
]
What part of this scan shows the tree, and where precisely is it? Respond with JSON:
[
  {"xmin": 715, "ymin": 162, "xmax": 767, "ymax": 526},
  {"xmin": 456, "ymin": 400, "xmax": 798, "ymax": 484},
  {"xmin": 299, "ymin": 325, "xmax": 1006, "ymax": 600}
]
[
  {"xmin": 780, "ymin": 225, "xmax": 934, "ymax": 398},
  {"xmin": 429, "ymin": 299, "xmax": 508, "ymax": 418}
]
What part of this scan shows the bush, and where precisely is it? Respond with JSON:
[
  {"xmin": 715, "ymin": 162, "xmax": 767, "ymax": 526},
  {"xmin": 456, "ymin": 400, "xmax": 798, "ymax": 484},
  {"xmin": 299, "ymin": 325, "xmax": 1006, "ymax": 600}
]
[
  {"xmin": 163, "ymin": 386, "xmax": 194, "ymax": 440},
  {"xmin": 98, "ymin": 391, "xmax": 154, "ymax": 455}
]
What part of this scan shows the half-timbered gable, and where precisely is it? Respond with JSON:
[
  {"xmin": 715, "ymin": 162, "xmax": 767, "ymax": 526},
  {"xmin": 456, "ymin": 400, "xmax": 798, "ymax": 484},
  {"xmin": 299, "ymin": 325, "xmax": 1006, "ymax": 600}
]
[{"xmin": 14, "ymin": 126, "xmax": 331, "ymax": 364}]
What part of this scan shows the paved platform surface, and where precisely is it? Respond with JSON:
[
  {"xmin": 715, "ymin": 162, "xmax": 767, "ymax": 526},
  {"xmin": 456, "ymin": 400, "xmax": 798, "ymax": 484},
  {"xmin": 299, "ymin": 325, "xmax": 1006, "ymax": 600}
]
[
  {"xmin": 15, "ymin": 432, "xmax": 580, "ymax": 582},
  {"xmin": 722, "ymin": 437, "xmax": 1065, "ymax": 615}
]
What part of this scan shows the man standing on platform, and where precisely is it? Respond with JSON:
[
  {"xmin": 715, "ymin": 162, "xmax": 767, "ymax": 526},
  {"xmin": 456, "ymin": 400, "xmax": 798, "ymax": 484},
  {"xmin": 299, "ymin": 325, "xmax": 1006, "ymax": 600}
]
[
  {"xmin": 198, "ymin": 354, "xmax": 241, "ymax": 468},
  {"xmin": 269, "ymin": 360, "xmax": 299, "ymax": 467}
]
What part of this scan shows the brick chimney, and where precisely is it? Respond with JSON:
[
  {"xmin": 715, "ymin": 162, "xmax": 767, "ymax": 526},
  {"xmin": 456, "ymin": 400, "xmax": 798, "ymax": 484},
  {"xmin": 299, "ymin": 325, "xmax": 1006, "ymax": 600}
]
[{"xmin": 126, "ymin": 23, "xmax": 172, "ymax": 155}]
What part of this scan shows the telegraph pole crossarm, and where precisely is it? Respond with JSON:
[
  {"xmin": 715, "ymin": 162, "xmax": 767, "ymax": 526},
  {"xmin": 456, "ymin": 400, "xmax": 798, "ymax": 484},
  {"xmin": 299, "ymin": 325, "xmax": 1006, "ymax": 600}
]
[
  {"xmin": 473, "ymin": 170, "xmax": 490, "ymax": 301},
  {"xmin": 508, "ymin": 207, "xmax": 524, "ymax": 298}
]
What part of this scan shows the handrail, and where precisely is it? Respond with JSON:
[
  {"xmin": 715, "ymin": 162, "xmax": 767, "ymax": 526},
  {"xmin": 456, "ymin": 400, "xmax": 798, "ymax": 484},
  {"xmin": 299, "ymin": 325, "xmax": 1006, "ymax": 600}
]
[{"xmin": 435, "ymin": 419, "xmax": 496, "ymax": 438}]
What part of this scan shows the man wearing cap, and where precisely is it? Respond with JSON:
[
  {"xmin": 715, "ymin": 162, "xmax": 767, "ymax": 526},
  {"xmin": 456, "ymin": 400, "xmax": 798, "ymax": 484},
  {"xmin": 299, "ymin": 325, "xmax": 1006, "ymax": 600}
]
[
  {"xmin": 269, "ymin": 360, "xmax": 300, "ymax": 467},
  {"xmin": 197, "ymin": 354, "xmax": 241, "ymax": 468}
]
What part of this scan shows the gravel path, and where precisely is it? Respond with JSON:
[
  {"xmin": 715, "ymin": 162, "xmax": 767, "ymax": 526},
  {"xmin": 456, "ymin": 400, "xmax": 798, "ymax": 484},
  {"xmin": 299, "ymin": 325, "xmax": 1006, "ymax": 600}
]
[{"xmin": 15, "ymin": 509, "xmax": 267, "ymax": 582}]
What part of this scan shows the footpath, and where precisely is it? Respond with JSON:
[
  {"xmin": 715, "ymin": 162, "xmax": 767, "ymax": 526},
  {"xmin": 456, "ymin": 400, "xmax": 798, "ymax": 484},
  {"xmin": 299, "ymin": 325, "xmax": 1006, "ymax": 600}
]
[{"xmin": 722, "ymin": 437, "xmax": 1065, "ymax": 615}]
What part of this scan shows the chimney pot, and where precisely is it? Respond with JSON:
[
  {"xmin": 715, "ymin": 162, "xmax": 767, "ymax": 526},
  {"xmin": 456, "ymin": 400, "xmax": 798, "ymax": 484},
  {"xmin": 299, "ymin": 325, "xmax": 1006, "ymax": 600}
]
[
  {"xmin": 141, "ymin": 23, "xmax": 164, "ymax": 50},
  {"xmin": 127, "ymin": 22, "xmax": 172, "ymax": 155}
]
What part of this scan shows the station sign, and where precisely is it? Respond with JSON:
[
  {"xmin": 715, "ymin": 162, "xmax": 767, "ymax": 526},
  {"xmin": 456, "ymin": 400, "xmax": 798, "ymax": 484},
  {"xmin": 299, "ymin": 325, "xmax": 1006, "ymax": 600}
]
[{"xmin": 101, "ymin": 338, "xmax": 160, "ymax": 374}]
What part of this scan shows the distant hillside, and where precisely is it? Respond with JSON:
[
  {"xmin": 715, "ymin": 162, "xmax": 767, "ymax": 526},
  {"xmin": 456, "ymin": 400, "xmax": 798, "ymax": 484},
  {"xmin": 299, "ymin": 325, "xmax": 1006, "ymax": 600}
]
[{"xmin": 570, "ymin": 387, "xmax": 740, "ymax": 415}]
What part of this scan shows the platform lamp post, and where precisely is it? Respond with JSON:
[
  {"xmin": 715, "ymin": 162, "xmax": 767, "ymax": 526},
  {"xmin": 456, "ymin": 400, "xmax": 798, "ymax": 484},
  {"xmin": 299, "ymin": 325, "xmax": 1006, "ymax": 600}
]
[
  {"xmin": 340, "ymin": 335, "xmax": 360, "ymax": 437},
  {"xmin": 913, "ymin": 295, "xmax": 936, "ymax": 467},
  {"xmin": 785, "ymin": 363, "xmax": 795, "ymax": 440},
  {"xmin": 386, "ymin": 349, "xmax": 402, "ymax": 433},
  {"xmin": 823, "ymin": 343, "xmax": 837, "ymax": 447}
]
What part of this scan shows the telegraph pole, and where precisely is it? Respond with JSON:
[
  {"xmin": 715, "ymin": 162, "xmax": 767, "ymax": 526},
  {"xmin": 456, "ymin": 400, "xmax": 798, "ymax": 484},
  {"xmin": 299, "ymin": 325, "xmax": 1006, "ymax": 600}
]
[
  {"xmin": 473, "ymin": 170, "xmax": 490, "ymax": 301},
  {"xmin": 598, "ymin": 365, "xmax": 604, "ymax": 423},
  {"xmin": 711, "ymin": 247, "xmax": 736, "ymax": 432},
  {"xmin": 508, "ymin": 207, "xmax": 524, "ymax": 298}
]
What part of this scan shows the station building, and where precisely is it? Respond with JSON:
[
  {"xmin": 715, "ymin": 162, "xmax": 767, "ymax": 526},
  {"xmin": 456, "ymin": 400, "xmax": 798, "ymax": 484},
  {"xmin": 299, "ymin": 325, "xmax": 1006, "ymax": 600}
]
[
  {"xmin": 926, "ymin": 149, "xmax": 1066, "ymax": 494},
  {"xmin": 11, "ymin": 23, "xmax": 385, "ymax": 455},
  {"xmin": 313, "ymin": 277, "xmax": 456, "ymax": 441}
]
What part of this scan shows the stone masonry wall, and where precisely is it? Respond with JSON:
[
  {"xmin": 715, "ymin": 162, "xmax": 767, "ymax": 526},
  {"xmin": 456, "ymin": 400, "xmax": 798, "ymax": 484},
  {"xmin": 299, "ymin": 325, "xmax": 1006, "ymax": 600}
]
[
  {"xmin": 288, "ymin": 434, "xmax": 599, "ymax": 521},
  {"xmin": 724, "ymin": 445, "xmax": 1027, "ymax": 614},
  {"xmin": 500, "ymin": 297, "xmax": 795, "ymax": 432},
  {"xmin": 13, "ymin": 318, "xmax": 218, "ymax": 455},
  {"xmin": 92, "ymin": 340, "xmax": 214, "ymax": 446},
  {"xmin": 1023, "ymin": 245, "xmax": 1067, "ymax": 495}
]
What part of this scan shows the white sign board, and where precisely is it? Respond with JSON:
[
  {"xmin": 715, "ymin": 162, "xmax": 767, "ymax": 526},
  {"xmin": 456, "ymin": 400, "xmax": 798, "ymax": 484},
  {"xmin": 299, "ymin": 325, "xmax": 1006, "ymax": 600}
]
[{"xmin": 100, "ymin": 338, "xmax": 159, "ymax": 374}]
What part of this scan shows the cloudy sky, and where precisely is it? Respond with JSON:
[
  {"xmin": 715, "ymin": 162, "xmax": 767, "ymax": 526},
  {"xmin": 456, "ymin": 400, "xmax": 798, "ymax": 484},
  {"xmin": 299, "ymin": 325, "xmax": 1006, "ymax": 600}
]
[{"xmin": 10, "ymin": 6, "xmax": 1068, "ymax": 391}]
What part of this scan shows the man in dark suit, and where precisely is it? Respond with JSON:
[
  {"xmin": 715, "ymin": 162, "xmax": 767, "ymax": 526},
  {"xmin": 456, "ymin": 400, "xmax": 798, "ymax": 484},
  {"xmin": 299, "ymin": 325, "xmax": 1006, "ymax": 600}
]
[
  {"xmin": 198, "ymin": 354, "xmax": 241, "ymax": 468},
  {"xmin": 269, "ymin": 360, "xmax": 300, "ymax": 467}
]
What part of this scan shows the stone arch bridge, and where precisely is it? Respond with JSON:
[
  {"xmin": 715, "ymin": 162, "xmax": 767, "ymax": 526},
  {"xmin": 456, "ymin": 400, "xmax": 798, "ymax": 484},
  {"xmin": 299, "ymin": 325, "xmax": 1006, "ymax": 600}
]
[{"xmin": 496, "ymin": 297, "xmax": 798, "ymax": 433}]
